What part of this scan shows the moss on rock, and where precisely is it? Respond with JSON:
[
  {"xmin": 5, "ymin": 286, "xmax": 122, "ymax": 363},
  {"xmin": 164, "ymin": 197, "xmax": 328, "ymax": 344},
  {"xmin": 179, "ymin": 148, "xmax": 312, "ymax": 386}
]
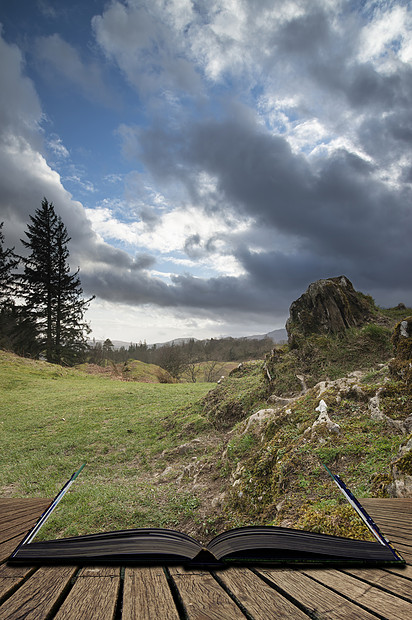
[
  {"xmin": 395, "ymin": 447, "xmax": 412, "ymax": 476},
  {"xmin": 389, "ymin": 316, "xmax": 412, "ymax": 389}
]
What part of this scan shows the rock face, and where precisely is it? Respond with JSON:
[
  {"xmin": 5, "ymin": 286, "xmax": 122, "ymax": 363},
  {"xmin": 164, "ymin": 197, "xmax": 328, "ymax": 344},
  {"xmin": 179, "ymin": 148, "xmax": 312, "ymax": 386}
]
[
  {"xmin": 386, "ymin": 437, "xmax": 412, "ymax": 497},
  {"xmin": 286, "ymin": 276, "xmax": 373, "ymax": 346},
  {"xmin": 390, "ymin": 316, "xmax": 412, "ymax": 388}
]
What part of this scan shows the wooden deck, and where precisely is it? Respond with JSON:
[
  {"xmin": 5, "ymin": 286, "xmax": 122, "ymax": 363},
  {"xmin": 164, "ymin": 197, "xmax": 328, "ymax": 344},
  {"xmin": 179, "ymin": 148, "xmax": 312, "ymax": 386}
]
[{"xmin": 0, "ymin": 498, "xmax": 411, "ymax": 619}]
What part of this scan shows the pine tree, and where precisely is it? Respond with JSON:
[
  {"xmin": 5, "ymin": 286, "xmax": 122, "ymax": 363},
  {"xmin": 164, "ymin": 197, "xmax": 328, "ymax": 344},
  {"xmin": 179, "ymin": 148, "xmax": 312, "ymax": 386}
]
[
  {"xmin": 21, "ymin": 198, "xmax": 93, "ymax": 364},
  {"xmin": 0, "ymin": 222, "xmax": 19, "ymax": 306},
  {"xmin": 0, "ymin": 223, "xmax": 38, "ymax": 355}
]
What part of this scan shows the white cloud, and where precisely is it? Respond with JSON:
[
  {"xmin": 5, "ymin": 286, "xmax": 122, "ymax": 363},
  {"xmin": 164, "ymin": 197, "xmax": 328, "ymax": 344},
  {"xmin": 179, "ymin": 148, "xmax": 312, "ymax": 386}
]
[
  {"xmin": 86, "ymin": 297, "xmax": 209, "ymax": 344},
  {"xmin": 85, "ymin": 296, "xmax": 273, "ymax": 344},
  {"xmin": 47, "ymin": 134, "xmax": 70, "ymax": 159},
  {"xmin": 358, "ymin": 5, "xmax": 412, "ymax": 66},
  {"xmin": 92, "ymin": 0, "xmax": 201, "ymax": 96},
  {"xmin": 85, "ymin": 199, "xmax": 249, "ymax": 258},
  {"xmin": 65, "ymin": 174, "xmax": 96, "ymax": 193}
]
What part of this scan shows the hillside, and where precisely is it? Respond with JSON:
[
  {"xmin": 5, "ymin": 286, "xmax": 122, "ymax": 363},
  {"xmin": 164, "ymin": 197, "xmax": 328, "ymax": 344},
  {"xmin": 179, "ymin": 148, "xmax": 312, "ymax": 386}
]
[
  {"xmin": 177, "ymin": 280, "xmax": 412, "ymax": 538},
  {"xmin": 76, "ymin": 359, "xmax": 176, "ymax": 383},
  {"xmin": 0, "ymin": 278, "xmax": 411, "ymax": 544}
]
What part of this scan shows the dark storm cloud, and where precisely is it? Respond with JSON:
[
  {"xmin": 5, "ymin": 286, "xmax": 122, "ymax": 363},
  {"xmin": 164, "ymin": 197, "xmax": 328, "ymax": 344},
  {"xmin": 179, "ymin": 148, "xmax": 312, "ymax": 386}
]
[
  {"xmin": 184, "ymin": 233, "xmax": 203, "ymax": 258},
  {"xmin": 80, "ymin": 265, "xmax": 279, "ymax": 314},
  {"xmin": 136, "ymin": 114, "xmax": 412, "ymax": 300},
  {"xmin": 137, "ymin": 206, "xmax": 159, "ymax": 226},
  {"xmin": 132, "ymin": 253, "xmax": 156, "ymax": 270},
  {"xmin": 271, "ymin": 5, "xmax": 411, "ymax": 111},
  {"xmin": 274, "ymin": 9, "xmax": 331, "ymax": 55},
  {"xmin": 310, "ymin": 59, "xmax": 412, "ymax": 114}
]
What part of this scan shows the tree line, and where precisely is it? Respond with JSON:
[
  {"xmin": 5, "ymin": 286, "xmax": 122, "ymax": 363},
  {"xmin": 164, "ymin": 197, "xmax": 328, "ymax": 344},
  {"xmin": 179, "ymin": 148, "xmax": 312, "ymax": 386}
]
[
  {"xmin": 88, "ymin": 335, "xmax": 275, "ymax": 380},
  {"xmin": 0, "ymin": 199, "xmax": 93, "ymax": 365}
]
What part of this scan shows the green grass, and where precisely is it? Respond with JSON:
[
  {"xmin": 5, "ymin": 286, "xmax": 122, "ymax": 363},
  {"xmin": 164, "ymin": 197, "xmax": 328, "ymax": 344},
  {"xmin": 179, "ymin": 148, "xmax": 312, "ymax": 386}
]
[{"xmin": 0, "ymin": 351, "xmax": 214, "ymax": 538}]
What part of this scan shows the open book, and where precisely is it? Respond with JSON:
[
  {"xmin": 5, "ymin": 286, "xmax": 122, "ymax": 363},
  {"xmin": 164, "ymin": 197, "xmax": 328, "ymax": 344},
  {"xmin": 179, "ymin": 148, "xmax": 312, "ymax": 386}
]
[{"xmin": 10, "ymin": 465, "xmax": 405, "ymax": 567}]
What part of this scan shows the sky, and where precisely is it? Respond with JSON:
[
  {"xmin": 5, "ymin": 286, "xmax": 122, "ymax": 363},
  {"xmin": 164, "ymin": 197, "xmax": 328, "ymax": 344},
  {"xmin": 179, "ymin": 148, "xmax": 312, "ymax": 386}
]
[{"xmin": 0, "ymin": 0, "xmax": 411, "ymax": 345}]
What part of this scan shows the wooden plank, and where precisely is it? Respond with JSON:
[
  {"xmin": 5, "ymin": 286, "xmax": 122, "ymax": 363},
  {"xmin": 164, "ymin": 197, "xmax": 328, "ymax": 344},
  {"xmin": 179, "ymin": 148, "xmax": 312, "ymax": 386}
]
[
  {"xmin": 385, "ymin": 536, "xmax": 412, "ymax": 549},
  {"xmin": 0, "ymin": 509, "xmax": 38, "ymax": 530},
  {"xmin": 397, "ymin": 553, "xmax": 412, "ymax": 566},
  {"xmin": 0, "ymin": 565, "xmax": 76, "ymax": 620},
  {"xmin": 0, "ymin": 514, "xmax": 46, "ymax": 541},
  {"xmin": 0, "ymin": 564, "xmax": 36, "ymax": 602},
  {"xmin": 365, "ymin": 520, "xmax": 411, "ymax": 532},
  {"xmin": 0, "ymin": 499, "xmax": 53, "ymax": 563},
  {"xmin": 361, "ymin": 505, "xmax": 412, "ymax": 515},
  {"xmin": 259, "ymin": 569, "xmax": 379, "ymax": 620},
  {"xmin": 0, "ymin": 498, "xmax": 51, "ymax": 506},
  {"xmin": 366, "ymin": 522, "xmax": 410, "ymax": 535},
  {"xmin": 384, "ymin": 534, "xmax": 412, "ymax": 547},
  {"xmin": 169, "ymin": 566, "xmax": 245, "ymax": 619},
  {"xmin": 342, "ymin": 567, "xmax": 412, "ymax": 599},
  {"xmin": 386, "ymin": 564, "xmax": 412, "ymax": 579},
  {"xmin": 382, "ymin": 528, "xmax": 412, "ymax": 539},
  {"xmin": 0, "ymin": 505, "xmax": 48, "ymax": 521},
  {"xmin": 363, "ymin": 517, "xmax": 411, "ymax": 530},
  {"xmin": 122, "ymin": 566, "xmax": 180, "ymax": 620},
  {"xmin": 361, "ymin": 500, "xmax": 412, "ymax": 528},
  {"xmin": 216, "ymin": 567, "xmax": 309, "ymax": 619},
  {"xmin": 0, "ymin": 499, "xmax": 51, "ymax": 511},
  {"xmin": 362, "ymin": 498, "xmax": 412, "ymax": 508},
  {"xmin": 303, "ymin": 568, "xmax": 412, "ymax": 619},
  {"xmin": 54, "ymin": 566, "xmax": 121, "ymax": 620},
  {"xmin": 362, "ymin": 508, "xmax": 412, "ymax": 517},
  {"xmin": 0, "ymin": 535, "xmax": 25, "ymax": 564},
  {"xmin": 0, "ymin": 502, "xmax": 51, "ymax": 528}
]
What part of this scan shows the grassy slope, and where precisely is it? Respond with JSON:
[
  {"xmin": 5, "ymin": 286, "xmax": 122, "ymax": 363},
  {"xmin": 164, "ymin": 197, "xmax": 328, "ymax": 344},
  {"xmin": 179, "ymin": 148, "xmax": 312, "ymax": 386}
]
[
  {"xmin": 0, "ymin": 351, "xmax": 215, "ymax": 538},
  {"xmin": 76, "ymin": 359, "xmax": 176, "ymax": 382}
]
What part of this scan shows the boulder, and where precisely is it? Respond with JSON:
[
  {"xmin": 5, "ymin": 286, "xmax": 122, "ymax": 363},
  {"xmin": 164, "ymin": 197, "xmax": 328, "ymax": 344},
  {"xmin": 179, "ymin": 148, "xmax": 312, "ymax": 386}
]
[{"xmin": 286, "ymin": 276, "xmax": 374, "ymax": 347}]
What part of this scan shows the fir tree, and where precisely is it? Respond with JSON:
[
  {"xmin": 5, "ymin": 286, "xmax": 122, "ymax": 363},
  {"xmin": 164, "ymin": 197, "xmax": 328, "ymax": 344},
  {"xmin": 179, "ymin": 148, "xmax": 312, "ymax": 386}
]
[
  {"xmin": 21, "ymin": 198, "xmax": 93, "ymax": 364},
  {"xmin": 0, "ymin": 223, "xmax": 37, "ymax": 355},
  {"xmin": 0, "ymin": 222, "xmax": 19, "ymax": 306}
]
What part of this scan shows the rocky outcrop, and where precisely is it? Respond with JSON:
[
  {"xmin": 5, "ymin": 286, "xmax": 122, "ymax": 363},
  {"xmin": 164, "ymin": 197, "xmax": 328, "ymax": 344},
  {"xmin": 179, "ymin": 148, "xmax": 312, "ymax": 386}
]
[
  {"xmin": 286, "ymin": 276, "xmax": 374, "ymax": 347},
  {"xmin": 386, "ymin": 437, "xmax": 412, "ymax": 497},
  {"xmin": 306, "ymin": 399, "xmax": 341, "ymax": 438},
  {"xmin": 389, "ymin": 316, "xmax": 412, "ymax": 388}
]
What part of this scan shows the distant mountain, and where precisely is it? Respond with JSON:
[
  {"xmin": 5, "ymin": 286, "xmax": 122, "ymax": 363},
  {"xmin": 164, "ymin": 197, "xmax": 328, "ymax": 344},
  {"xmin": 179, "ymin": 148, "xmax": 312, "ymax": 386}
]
[
  {"xmin": 246, "ymin": 328, "xmax": 287, "ymax": 343},
  {"xmin": 89, "ymin": 337, "xmax": 200, "ymax": 350},
  {"xmin": 153, "ymin": 337, "xmax": 200, "ymax": 348},
  {"xmin": 91, "ymin": 330, "xmax": 286, "ymax": 350}
]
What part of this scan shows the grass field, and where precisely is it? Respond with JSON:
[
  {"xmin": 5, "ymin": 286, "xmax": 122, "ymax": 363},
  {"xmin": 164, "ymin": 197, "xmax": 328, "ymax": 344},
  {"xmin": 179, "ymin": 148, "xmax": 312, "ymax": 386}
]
[{"xmin": 0, "ymin": 351, "xmax": 215, "ymax": 539}]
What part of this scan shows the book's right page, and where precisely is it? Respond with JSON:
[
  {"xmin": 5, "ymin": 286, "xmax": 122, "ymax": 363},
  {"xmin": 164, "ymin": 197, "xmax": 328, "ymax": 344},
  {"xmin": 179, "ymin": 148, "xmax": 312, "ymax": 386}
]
[{"xmin": 206, "ymin": 524, "xmax": 403, "ymax": 566}]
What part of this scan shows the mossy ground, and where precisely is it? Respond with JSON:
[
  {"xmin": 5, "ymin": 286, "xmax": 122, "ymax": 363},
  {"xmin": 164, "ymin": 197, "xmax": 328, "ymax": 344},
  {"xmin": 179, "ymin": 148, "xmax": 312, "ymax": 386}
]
[{"xmin": 222, "ymin": 386, "xmax": 404, "ymax": 539}]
